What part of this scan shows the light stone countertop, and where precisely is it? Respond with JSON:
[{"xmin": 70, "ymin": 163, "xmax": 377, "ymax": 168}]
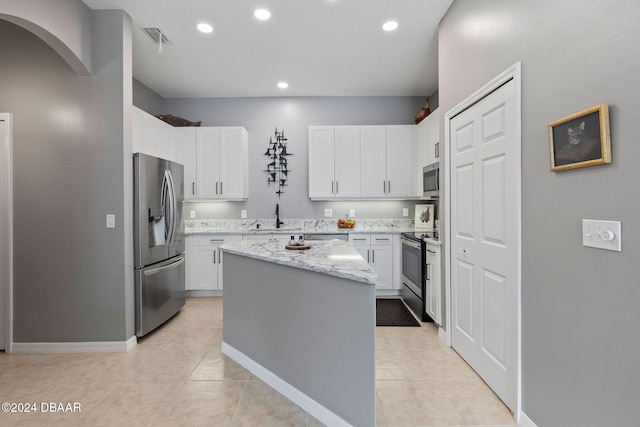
[
  {"xmin": 219, "ymin": 239, "xmax": 378, "ymax": 285},
  {"xmin": 185, "ymin": 218, "xmax": 417, "ymax": 236}
]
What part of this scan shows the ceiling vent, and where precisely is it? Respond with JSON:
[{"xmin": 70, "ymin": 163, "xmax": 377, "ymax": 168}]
[{"xmin": 141, "ymin": 27, "xmax": 172, "ymax": 44}]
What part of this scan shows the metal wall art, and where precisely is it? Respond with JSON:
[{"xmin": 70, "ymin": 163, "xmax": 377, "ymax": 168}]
[{"xmin": 264, "ymin": 127, "xmax": 292, "ymax": 197}]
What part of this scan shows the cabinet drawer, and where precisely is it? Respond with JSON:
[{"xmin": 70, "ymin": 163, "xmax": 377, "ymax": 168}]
[
  {"xmin": 370, "ymin": 234, "xmax": 392, "ymax": 245},
  {"xmin": 349, "ymin": 234, "xmax": 371, "ymax": 245},
  {"xmin": 192, "ymin": 235, "xmax": 233, "ymax": 246}
]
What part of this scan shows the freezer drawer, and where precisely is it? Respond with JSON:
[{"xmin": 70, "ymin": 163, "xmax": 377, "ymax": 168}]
[{"xmin": 135, "ymin": 255, "xmax": 186, "ymax": 337}]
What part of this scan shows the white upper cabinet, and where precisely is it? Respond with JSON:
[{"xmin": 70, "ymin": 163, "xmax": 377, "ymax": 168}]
[
  {"xmin": 385, "ymin": 125, "xmax": 414, "ymax": 198},
  {"xmin": 360, "ymin": 126, "xmax": 387, "ymax": 197},
  {"xmin": 308, "ymin": 126, "xmax": 336, "ymax": 198},
  {"xmin": 310, "ymin": 124, "xmax": 414, "ymax": 200},
  {"xmin": 132, "ymin": 105, "xmax": 176, "ymax": 162},
  {"xmin": 176, "ymin": 126, "xmax": 248, "ymax": 201},
  {"xmin": 334, "ymin": 126, "xmax": 361, "ymax": 198},
  {"xmin": 413, "ymin": 108, "xmax": 440, "ymax": 198},
  {"xmin": 309, "ymin": 126, "xmax": 360, "ymax": 198}
]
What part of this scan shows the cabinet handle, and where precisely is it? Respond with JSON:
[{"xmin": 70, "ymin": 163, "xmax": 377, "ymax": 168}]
[
  {"xmin": 367, "ymin": 249, "xmax": 370, "ymax": 263},
  {"xmin": 220, "ymin": 182, "xmax": 223, "ymax": 194},
  {"xmin": 372, "ymin": 249, "xmax": 375, "ymax": 263},
  {"xmin": 375, "ymin": 238, "xmax": 389, "ymax": 242},
  {"xmin": 216, "ymin": 182, "xmax": 219, "ymax": 195},
  {"xmin": 435, "ymin": 142, "xmax": 439, "ymax": 158},
  {"xmin": 387, "ymin": 181, "xmax": 391, "ymax": 193},
  {"xmin": 213, "ymin": 252, "xmax": 216, "ymax": 264},
  {"xmin": 218, "ymin": 249, "xmax": 222, "ymax": 263},
  {"xmin": 192, "ymin": 182, "xmax": 196, "ymax": 195},
  {"xmin": 353, "ymin": 238, "xmax": 367, "ymax": 241},
  {"xmin": 331, "ymin": 181, "xmax": 334, "ymax": 193},
  {"xmin": 383, "ymin": 181, "xmax": 386, "ymax": 193}
]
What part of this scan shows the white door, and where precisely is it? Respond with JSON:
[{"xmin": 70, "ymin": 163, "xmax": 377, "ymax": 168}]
[
  {"xmin": 0, "ymin": 113, "xmax": 10, "ymax": 351},
  {"xmin": 450, "ymin": 79, "xmax": 519, "ymax": 411}
]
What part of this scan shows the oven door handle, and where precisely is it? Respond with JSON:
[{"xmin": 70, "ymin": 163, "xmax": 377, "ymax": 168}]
[{"xmin": 401, "ymin": 236, "xmax": 422, "ymax": 249}]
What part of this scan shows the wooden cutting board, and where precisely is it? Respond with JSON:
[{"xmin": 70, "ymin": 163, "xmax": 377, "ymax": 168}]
[{"xmin": 285, "ymin": 243, "xmax": 311, "ymax": 250}]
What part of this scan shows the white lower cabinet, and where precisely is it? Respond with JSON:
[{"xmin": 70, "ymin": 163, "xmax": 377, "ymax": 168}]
[
  {"xmin": 187, "ymin": 234, "xmax": 242, "ymax": 291},
  {"xmin": 349, "ymin": 234, "xmax": 394, "ymax": 290},
  {"xmin": 425, "ymin": 242, "xmax": 441, "ymax": 324}
]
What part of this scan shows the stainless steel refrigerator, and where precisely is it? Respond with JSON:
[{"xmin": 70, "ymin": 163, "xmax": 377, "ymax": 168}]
[{"xmin": 133, "ymin": 153, "xmax": 185, "ymax": 337}]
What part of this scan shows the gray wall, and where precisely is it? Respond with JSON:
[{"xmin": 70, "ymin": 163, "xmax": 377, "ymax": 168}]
[
  {"xmin": 133, "ymin": 78, "xmax": 163, "ymax": 116},
  {"xmin": 0, "ymin": 9, "xmax": 133, "ymax": 342},
  {"xmin": 439, "ymin": 1, "xmax": 640, "ymax": 425},
  {"xmin": 162, "ymin": 96, "xmax": 434, "ymax": 221}
]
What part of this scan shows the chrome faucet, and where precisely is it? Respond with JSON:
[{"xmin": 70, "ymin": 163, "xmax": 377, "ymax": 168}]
[{"xmin": 275, "ymin": 203, "xmax": 284, "ymax": 228}]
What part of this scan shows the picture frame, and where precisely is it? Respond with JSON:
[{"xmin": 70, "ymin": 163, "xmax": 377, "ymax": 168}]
[
  {"xmin": 548, "ymin": 103, "xmax": 611, "ymax": 172},
  {"xmin": 414, "ymin": 204, "xmax": 435, "ymax": 229}
]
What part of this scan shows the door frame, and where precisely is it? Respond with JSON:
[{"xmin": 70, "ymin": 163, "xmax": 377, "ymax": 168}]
[
  {"xmin": 1, "ymin": 113, "xmax": 13, "ymax": 353},
  {"xmin": 443, "ymin": 63, "xmax": 522, "ymax": 418}
]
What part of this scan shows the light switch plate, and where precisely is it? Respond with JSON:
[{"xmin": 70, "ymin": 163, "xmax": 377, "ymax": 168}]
[
  {"xmin": 190, "ymin": 210, "xmax": 196, "ymax": 219},
  {"xmin": 402, "ymin": 208, "xmax": 409, "ymax": 217},
  {"xmin": 349, "ymin": 209, "xmax": 355, "ymax": 218},
  {"xmin": 241, "ymin": 210, "xmax": 247, "ymax": 219},
  {"xmin": 106, "ymin": 214, "xmax": 115, "ymax": 229},
  {"xmin": 582, "ymin": 219, "xmax": 621, "ymax": 252},
  {"xmin": 324, "ymin": 208, "xmax": 333, "ymax": 218}
]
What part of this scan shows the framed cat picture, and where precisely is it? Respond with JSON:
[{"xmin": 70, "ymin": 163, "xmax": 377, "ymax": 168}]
[{"xmin": 548, "ymin": 103, "xmax": 611, "ymax": 171}]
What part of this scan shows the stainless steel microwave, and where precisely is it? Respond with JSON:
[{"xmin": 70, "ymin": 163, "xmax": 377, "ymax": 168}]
[{"xmin": 423, "ymin": 162, "xmax": 439, "ymax": 197}]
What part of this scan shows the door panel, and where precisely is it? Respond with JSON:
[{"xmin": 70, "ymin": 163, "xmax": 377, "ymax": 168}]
[{"xmin": 450, "ymin": 79, "xmax": 518, "ymax": 411}]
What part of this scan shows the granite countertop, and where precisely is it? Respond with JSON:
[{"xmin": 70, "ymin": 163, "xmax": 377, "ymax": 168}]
[
  {"xmin": 185, "ymin": 219, "xmax": 416, "ymax": 236},
  {"xmin": 219, "ymin": 239, "xmax": 378, "ymax": 285}
]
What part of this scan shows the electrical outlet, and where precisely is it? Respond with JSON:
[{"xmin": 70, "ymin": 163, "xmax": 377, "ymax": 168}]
[
  {"xmin": 349, "ymin": 209, "xmax": 355, "ymax": 218},
  {"xmin": 241, "ymin": 209, "xmax": 247, "ymax": 219},
  {"xmin": 190, "ymin": 210, "xmax": 196, "ymax": 219},
  {"xmin": 582, "ymin": 219, "xmax": 621, "ymax": 252},
  {"xmin": 324, "ymin": 208, "xmax": 333, "ymax": 218},
  {"xmin": 402, "ymin": 208, "xmax": 409, "ymax": 217},
  {"xmin": 106, "ymin": 214, "xmax": 115, "ymax": 229}
]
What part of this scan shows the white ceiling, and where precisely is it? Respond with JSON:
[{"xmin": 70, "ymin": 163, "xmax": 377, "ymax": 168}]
[{"xmin": 82, "ymin": 0, "xmax": 453, "ymax": 99}]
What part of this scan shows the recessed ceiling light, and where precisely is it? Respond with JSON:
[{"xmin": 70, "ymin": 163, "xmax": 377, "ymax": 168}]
[
  {"xmin": 197, "ymin": 23, "xmax": 213, "ymax": 33},
  {"xmin": 382, "ymin": 21, "xmax": 398, "ymax": 32},
  {"xmin": 254, "ymin": 9, "xmax": 271, "ymax": 21},
  {"xmin": 277, "ymin": 82, "xmax": 289, "ymax": 89}
]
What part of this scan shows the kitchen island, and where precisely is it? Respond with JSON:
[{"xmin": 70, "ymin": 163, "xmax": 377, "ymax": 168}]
[{"xmin": 219, "ymin": 239, "xmax": 376, "ymax": 427}]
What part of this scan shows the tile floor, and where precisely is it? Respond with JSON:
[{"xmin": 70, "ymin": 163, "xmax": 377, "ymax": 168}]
[{"xmin": 0, "ymin": 298, "xmax": 516, "ymax": 426}]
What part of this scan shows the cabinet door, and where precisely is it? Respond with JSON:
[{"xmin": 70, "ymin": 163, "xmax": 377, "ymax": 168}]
[
  {"xmin": 426, "ymin": 108, "xmax": 440, "ymax": 165},
  {"xmin": 219, "ymin": 127, "xmax": 246, "ymax": 199},
  {"xmin": 334, "ymin": 126, "xmax": 361, "ymax": 198},
  {"xmin": 175, "ymin": 128, "xmax": 197, "ymax": 200},
  {"xmin": 371, "ymin": 235, "xmax": 393, "ymax": 290},
  {"xmin": 197, "ymin": 128, "xmax": 221, "ymax": 199},
  {"xmin": 385, "ymin": 125, "xmax": 414, "ymax": 197},
  {"xmin": 360, "ymin": 126, "xmax": 387, "ymax": 197},
  {"xmin": 309, "ymin": 126, "xmax": 335, "ymax": 198},
  {"xmin": 191, "ymin": 246, "xmax": 218, "ymax": 290},
  {"xmin": 414, "ymin": 120, "xmax": 428, "ymax": 197}
]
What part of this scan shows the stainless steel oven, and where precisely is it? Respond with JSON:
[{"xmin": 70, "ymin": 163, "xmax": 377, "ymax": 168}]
[{"xmin": 401, "ymin": 232, "xmax": 433, "ymax": 322}]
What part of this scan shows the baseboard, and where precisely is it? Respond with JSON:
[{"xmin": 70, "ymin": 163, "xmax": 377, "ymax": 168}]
[
  {"xmin": 221, "ymin": 341, "xmax": 353, "ymax": 427},
  {"xmin": 185, "ymin": 290, "xmax": 222, "ymax": 297},
  {"xmin": 519, "ymin": 411, "xmax": 538, "ymax": 427},
  {"xmin": 11, "ymin": 335, "xmax": 137, "ymax": 354}
]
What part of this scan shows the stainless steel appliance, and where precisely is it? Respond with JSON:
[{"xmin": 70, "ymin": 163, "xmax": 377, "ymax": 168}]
[
  {"xmin": 400, "ymin": 230, "xmax": 438, "ymax": 322},
  {"xmin": 423, "ymin": 162, "xmax": 440, "ymax": 198},
  {"xmin": 134, "ymin": 153, "xmax": 185, "ymax": 337}
]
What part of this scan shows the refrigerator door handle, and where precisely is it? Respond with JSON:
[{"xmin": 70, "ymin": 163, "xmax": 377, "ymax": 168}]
[
  {"xmin": 166, "ymin": 169, "xmax": 177, "ymax": 247},
  {"xmin": 143, "ymin": 256, "xmax": 185, "ymax": 276}
]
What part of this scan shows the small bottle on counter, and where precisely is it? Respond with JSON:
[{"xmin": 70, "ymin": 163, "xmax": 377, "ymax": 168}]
[
  {"xmin": 298, "ymin": 235, "xmax": 305, "ymax": 245},
  {"xmin": 289, "ymin": 235, "xmax": 295, "ymax": 245}
]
